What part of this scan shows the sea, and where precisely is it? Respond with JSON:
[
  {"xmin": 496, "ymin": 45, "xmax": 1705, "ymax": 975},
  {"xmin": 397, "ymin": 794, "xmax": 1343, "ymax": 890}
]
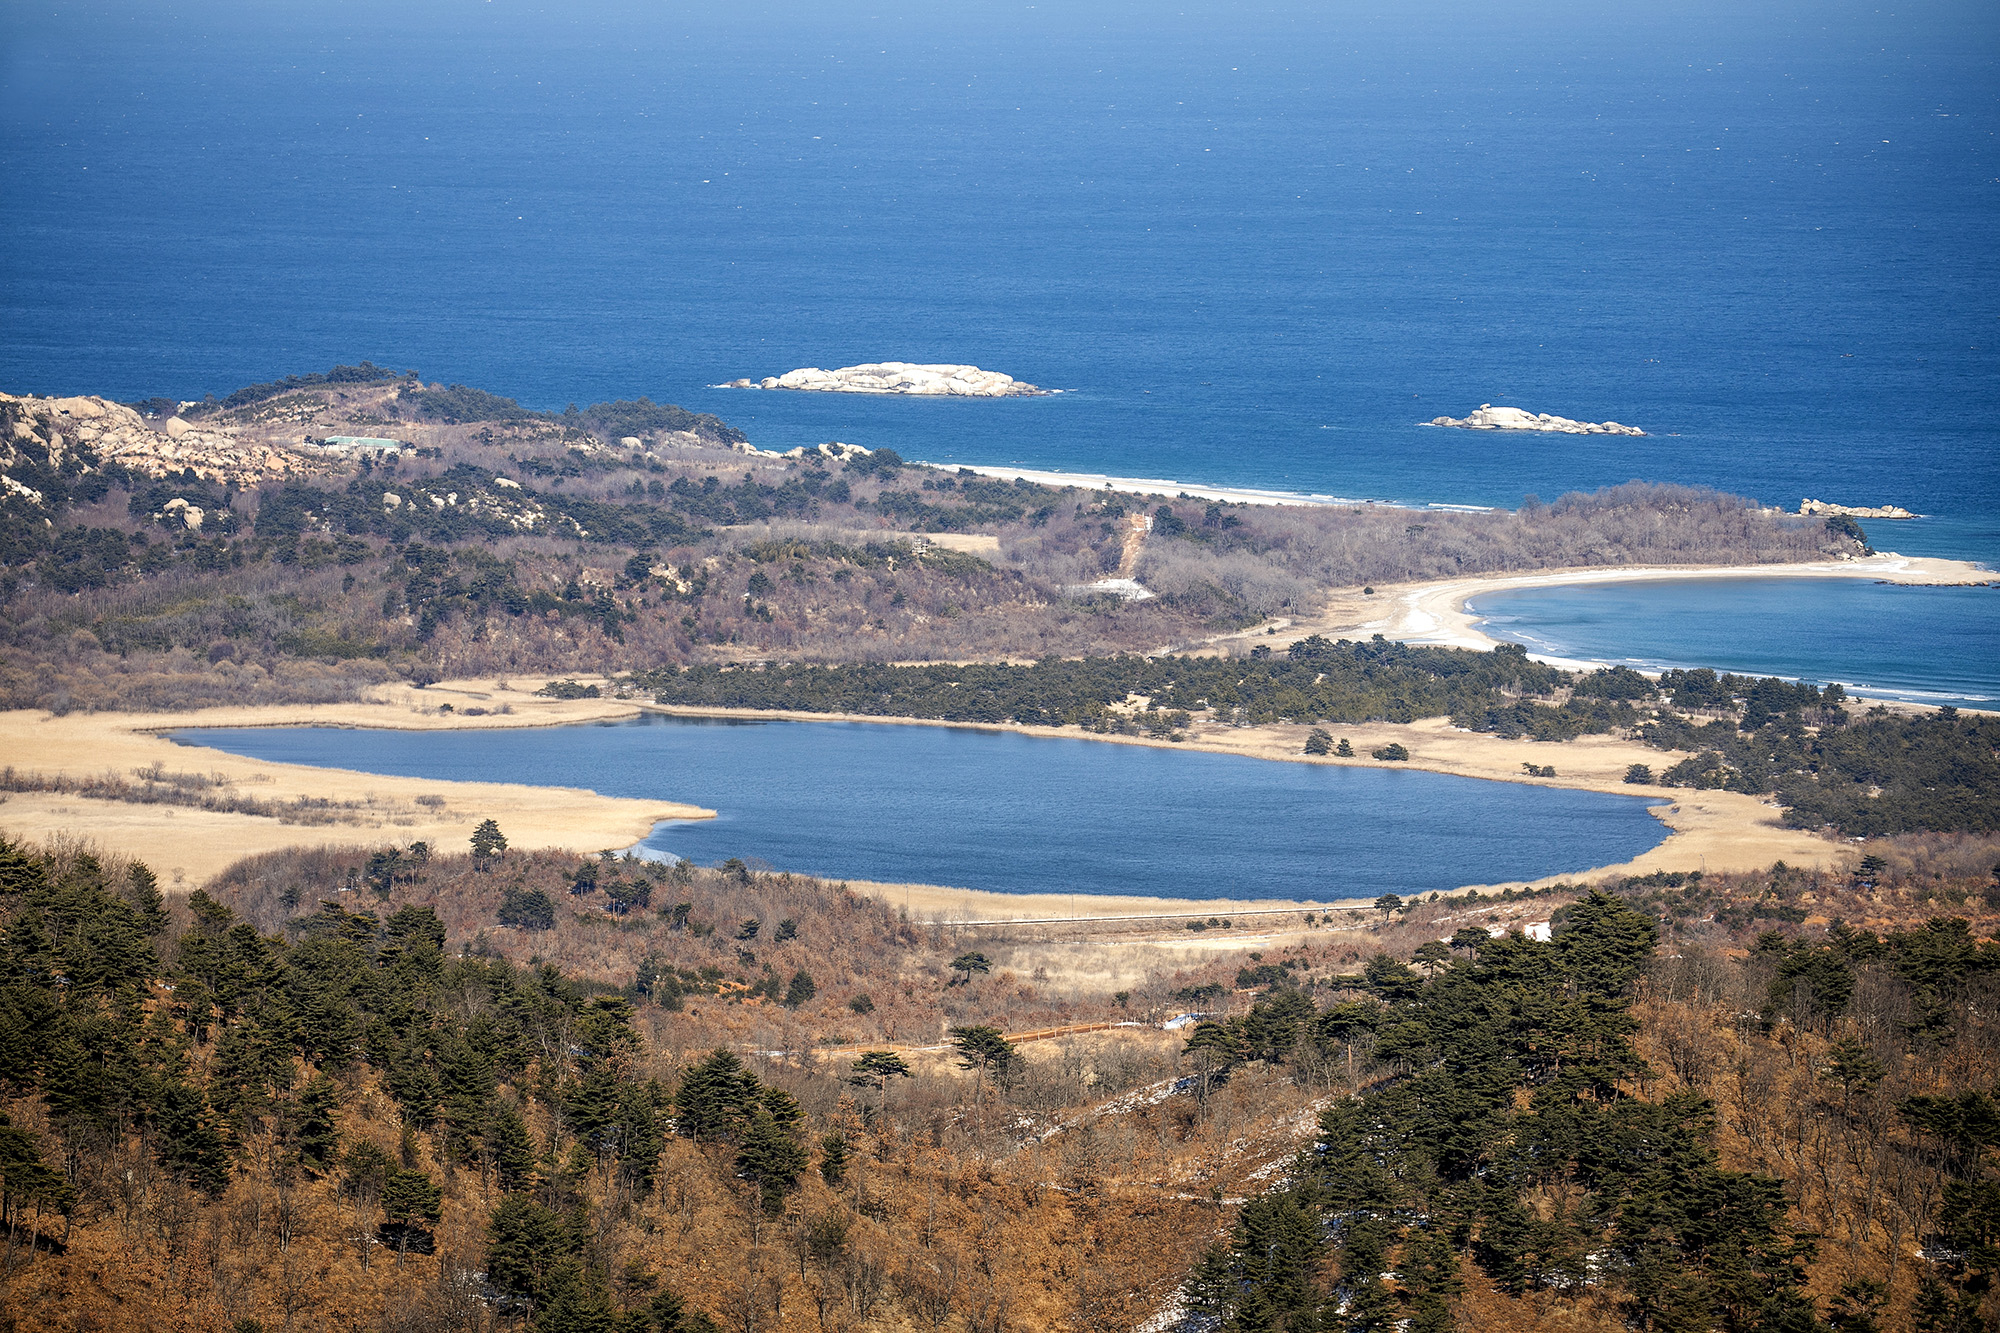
[
  {"xmin": 173, "ymin": 716, "xmax": 1672, "ymax": 902},
  {"xmin": 1468, "ymin": 578, "xmax": 2000, "ymax": 707},
  {"xmin": 4, "ymin": 0, "xmax": 1997, "ymax": 691}
]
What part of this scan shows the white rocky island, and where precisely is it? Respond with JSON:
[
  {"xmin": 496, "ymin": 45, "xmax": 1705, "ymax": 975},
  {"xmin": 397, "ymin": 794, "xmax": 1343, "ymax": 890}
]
[
  {"xmin": 1425, "ymin": 404, "xmax": 1644, "ymax": 436},
  {"xmin": 720, "ymin": 363, "xmax": 1048, "ymax": 397},
  {"xmin": 1799, "ymin": 498, "xmax": 1919, "ymax": 520}
]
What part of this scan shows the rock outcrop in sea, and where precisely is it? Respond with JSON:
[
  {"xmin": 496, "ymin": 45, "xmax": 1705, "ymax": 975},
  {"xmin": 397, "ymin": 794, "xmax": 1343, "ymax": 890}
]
[
  {"xmin": 1799, "ymin": 498, "xmax": 1918, "ymax": 520},
  {"xmin": 1425, "ymin": 404, "xmax": 1644, "ymax": 436},
  {"xmin": 721, "ymin": 363, "xmax": 1047, "ymax": 397}
]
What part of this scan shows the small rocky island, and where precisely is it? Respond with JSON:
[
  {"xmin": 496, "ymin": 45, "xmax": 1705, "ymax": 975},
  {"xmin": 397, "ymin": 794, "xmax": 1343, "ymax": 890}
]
[
  {"xmin": 1425, "ymin": 404, "xmax": 1644, "ymax": 436},
  {"xmin": 720, "ymin": 363, "xmax": 1047, "ymax": 397},
  {"xmin": 1799, "ymin": 498, "xmax": 1919, "ymax": 520}
]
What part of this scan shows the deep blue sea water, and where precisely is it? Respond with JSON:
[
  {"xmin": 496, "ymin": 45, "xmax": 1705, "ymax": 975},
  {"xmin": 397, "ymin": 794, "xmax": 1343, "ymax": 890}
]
[
  {"xmin": 1469, "ymin": 578, "xmax": 2000, "ymax": 705},
  {"xmin": 174, "ymin": 716, "xmax": 1671, "ymax": 901},
  {"xmin": 5, "ymin": 0, "xmax": 1996, "ymax": 683}
]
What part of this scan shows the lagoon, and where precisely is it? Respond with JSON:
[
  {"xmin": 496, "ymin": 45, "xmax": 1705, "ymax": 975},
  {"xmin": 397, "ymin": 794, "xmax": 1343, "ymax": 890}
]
[{"xmin": 176, "ymin": 715, "xmax": 1669, "ymax": 903}]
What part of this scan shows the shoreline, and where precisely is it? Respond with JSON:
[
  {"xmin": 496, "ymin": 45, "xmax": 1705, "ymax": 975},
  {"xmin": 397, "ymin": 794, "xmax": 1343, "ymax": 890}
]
[
  {"xmin": 935, "ymin": 462, "xmax": 1400, "ymax": 509},
  {"xmin": 9, "ymin": 551, "xmax": 1977, "ymax": 901},
  {"xmin": 0, "ymin": 685, "xmax": 1823, "ymax": 908},
  {"xmin": 0, "ymin": 682, "xmax": 707, "ymax": 886},
  {"xmin": 1255, "ymin": 553, "xmax": 1992, "ymax": 675}
]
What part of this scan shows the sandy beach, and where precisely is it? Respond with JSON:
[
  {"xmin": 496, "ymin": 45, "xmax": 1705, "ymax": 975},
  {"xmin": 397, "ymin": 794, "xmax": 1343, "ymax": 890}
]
[
  {"xmin": 941, "ymin": 462, "xmax": 1385, "ymax": 508},
  {"xmin": 0, "ymin": 679, "xmax": 707, "ymax": 886},
  {"xmin": 1226, "ymin": 552, "xmax": 1992, "ymax": 670},
  {"xmin": 0, "ymin": 676, "xmax": 1835, "ymax": 907}
]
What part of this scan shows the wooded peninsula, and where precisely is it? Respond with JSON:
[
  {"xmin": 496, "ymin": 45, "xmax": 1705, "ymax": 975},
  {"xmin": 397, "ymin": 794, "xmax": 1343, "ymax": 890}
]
[{"xmin": 1, "ymin": 368, "xmax": 1996, "ymax": 1333}]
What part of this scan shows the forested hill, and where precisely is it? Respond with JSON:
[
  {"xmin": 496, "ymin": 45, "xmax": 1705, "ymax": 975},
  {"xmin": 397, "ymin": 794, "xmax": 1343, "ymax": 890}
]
[
  {"xmin": 1, "ymin": 367, "xmax": 1861, "ymax": 713},
  {"xmin": 2, "ymin": 829, "xmax": 1995, "ymax": 1332},
  {"xmin": 1181, "ymin": 891, "xmax": 2000, "ymax": 1333}
]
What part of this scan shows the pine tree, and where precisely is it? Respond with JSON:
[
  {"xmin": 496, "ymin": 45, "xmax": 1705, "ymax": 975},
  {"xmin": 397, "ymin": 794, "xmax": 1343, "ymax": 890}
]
[
  {"xmin": 294, "ymin": 1074, "xmax": 341, "ymax": 1176},
  {"xmin": 438, "ymin": 1033, "xmax": 497, "ymax": 1163},
  {"xmin": 818, "ymin": 1131, "xmax": 850, "ymax": 1185},
  {"xmin": 381, "ymin": 1167, "xmax": 443, "ymax": 1260},
  {"xmin": 782, "ymin": 969, "xmax": 816, "ymax": 1008},
  {"xmin": 487, "ymin": 1099, "xmax": 539, "ymax": 1193},
  {"xmin": 948, "ymin": 1026, "xmax": 1016, "ymax": 1104},
  {"xmin": 1557, "ymin": 889, "xmax": 1659, "ymax": 998},
  {"xmin": 154, "ymin": 1079, "xmax": 231, "ymax": 1194},
  {"xmin": 1183, "ymin": 1022, "xmax": 1241, "ymax": 1104},
  {"xmin": 0, "ymin": 839, "xmax": 46, "ymax": 897},
  {"xmin": 0, "ymin": 1112, "xmax": 77, "ymax": 1228},
  {"xmin": 533, "ymin": 1263, "xmax": 618, "ymax": 1333},
  {"xmin": 563, "ymin": 1064, "xmax": 622, "ymax": 1156},
  {"xmin": 487, "ymin": 1193, "xmax": 572, "ymax": 1303},
  {"xmin": 1397, "ymin": 1229, "xmax": 1464, "ymax": 1333},
  {"xmin": 471, "ymin": 818, "xmax": 508, "ymax": 864},
  {"xmin": 1228, "ymin": 1187, "xmax": 1327, "ymax": 1329},
  {"xmin": 124, "ymin": 861, "xmax": 169, "ymax": 935},
  {"xmin": 671, "ymin": 1050, "xmax": 762, "ymax": 1143},
  {"xmin": 613, "ymin": 1080, "xmax": 664, "ymax": 1191},
  {"xmin": 849, "ymin": 1050, "xmax": 912, "ymax": 1094},
  {"xmin": 735, "ymin": 1110, "xmax": 808, "ymax": 1215},
  {"xmin": 649, "ymin": 1288, "xmax": 722, "ymax": 1333}
]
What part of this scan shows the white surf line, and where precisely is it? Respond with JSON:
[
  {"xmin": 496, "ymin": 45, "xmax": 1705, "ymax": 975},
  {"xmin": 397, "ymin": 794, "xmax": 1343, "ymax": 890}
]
[
  {"xmin": 1366, "ymin": 553, "xmax": 1995, "ymax": 676},
  {"xmin": 913, "ymin": 902, "xmax": 1374, "ymax": 927},
  {"xmin": 928, "ymin": 461, "xmax": 1397, "ymax": 508}
]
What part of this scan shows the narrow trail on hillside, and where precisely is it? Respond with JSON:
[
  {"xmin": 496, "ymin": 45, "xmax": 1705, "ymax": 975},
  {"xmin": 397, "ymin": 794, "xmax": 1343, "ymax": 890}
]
[{"xmin": 1116, "ymin": 511, "xmax": 1152, "ymax": 579}]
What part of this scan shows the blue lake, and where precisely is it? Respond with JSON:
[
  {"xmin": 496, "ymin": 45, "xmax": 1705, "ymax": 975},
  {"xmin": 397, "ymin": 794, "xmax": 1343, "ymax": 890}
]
[
  {"xmin": 1468, "ymin": 578, "xmax": 2000, "ymax": 706},
  {"xmin": 175, "ymin": 716, "xmax": 1671, "ymax": 903}
]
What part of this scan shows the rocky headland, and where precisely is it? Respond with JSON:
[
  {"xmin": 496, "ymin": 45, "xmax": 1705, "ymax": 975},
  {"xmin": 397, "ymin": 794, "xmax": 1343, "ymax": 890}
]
[
  {"xmin": 720, "ymin": 363, "xmax": 1047, "ymax": 397},
  {"xmin": 1799, "ymin": 498, "xmax": 1919, "ymax": 520},
  {"xmin": 2, "ymin": 392, "xmax": 339, "ymax": 490},
  {"xmin": 1425, "ymin": 404, "xmax": 1644, "ymax": 436}
]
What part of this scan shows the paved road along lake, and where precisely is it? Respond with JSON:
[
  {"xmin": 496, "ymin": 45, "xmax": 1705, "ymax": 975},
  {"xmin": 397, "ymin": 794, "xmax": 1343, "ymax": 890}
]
[{"xmin": 178, "ymin": 715, "xmax": 1670, "ymax": 903}]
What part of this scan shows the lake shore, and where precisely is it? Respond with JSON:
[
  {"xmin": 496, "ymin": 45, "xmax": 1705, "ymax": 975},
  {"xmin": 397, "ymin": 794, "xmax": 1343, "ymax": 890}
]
[
  {"xmin": 7, "ymin": 552, "xmax": 1959, "ymax": 897},
  {"xmin": 0, "ymin": 684, "xmax": 1828, "ymax": 901},
  {"xmin": 0, "ymin": 681, "xmax": 710, "ymax": 887}
]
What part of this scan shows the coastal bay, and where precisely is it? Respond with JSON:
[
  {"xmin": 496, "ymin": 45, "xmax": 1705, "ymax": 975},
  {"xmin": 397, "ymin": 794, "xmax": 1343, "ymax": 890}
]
[{"xmin": 1251, "ymin": 554, "xmax": 1992, "ymax": 678}]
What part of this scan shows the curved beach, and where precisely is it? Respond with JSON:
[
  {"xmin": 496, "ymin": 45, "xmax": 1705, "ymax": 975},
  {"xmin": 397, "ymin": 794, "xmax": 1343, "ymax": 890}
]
[{"xmin": 1289, "ymin": 553, "xmax": 1990, "ymax": 669}]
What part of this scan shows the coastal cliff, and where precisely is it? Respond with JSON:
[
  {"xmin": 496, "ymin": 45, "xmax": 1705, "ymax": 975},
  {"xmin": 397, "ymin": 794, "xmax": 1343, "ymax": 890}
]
[
  {"xmin": 1426, "ymin": 404, "xmax": 1645, "ymax": 436},
  {"xmin": 721, "ymin": 362, "xmax": 1047, "ymax": 397}
]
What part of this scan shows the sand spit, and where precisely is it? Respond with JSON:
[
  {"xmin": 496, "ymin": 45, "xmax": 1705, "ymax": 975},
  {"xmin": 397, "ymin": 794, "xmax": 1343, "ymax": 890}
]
[
  {"xmin": 0, "ymin": 680, "xmax": 709, "ymax": 885},
  {"xmin": 1247, "ymin": 554, "xmax": 1994, "ymax": 672},
  {"xmin": 1344, "ymin": 548, "xmax": 1984, "ymax": 664}
]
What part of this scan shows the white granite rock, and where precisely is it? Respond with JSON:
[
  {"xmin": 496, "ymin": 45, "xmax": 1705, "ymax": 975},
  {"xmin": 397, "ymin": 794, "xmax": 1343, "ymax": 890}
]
[
  {"xmin": 1799, "ymin": 498, "xmax": 1918, "ymax": 519},
  {"xmin": 1425, "ymin": 404, "xmax": 1645, "ymax": 436},
  {"xmin": 726, "ymin": 362, "xmax": 1045, "ymax": 396}
]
